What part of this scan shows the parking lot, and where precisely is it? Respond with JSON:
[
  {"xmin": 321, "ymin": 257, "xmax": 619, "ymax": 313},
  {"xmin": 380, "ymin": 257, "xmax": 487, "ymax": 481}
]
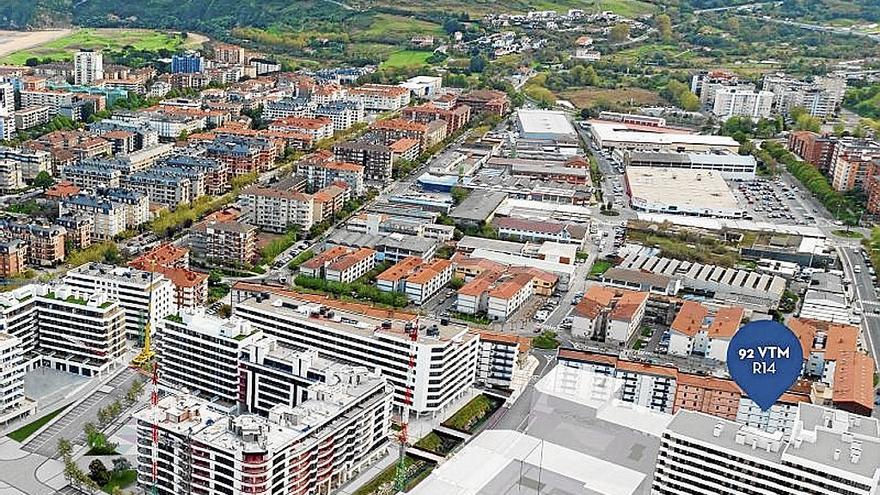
[{"xmin": 730, "ymin": 177, "xmax": 823, "ymax": 225}]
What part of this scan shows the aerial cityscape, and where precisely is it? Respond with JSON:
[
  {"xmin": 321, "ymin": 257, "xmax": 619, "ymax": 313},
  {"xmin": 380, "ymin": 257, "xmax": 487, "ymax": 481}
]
[{"xmin": 0, "ymin": 0, "xmax": 879, "ymax": 494}]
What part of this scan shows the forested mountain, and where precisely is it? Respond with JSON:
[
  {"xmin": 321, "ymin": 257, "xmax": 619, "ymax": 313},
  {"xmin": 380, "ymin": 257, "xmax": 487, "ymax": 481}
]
[{"xmin": 1, "ymin": 0, "xmax": 349, "ymax": 33}]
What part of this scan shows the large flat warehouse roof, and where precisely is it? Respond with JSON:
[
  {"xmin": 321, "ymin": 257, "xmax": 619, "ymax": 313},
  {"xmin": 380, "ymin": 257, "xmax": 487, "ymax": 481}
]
[
  {"xmin": 516, "ymin": 109, "xmax": 576, "ymax": 137},
  {"xmin": 626, "ymin": 167, "xmax": 740, "ymax": 211},
  {"xmin": 590, "ymin": 121, "xmax": 739, "ymax": 148}
]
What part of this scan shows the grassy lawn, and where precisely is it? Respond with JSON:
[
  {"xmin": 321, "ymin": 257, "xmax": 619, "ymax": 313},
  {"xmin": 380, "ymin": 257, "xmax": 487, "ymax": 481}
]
[
  {"xmin": 833, "ymin": 229, "xmax": 864, "ymax": 239},
  {"xmin": 102, "ymin": 469, "xmax": 137, "ymax": 494},
  {"xmin": 1, "ymin": 28, "xmax": 191, "ymax": 65},
  {"xmin": 357, "ymin": 14, "xmax": 444, "ymax": 41},
  {"xmin": 354, "ymin": 455, "xmax": 433, "ymax": 495},
  {"xmin": 7, "ymin": 406, "xmax": 67, "ymax": 442},
  {"xmin": 561, "ymin": 87, "xmax": 665, "ymax": 109},
  {"xmin": 442, "ymin": 395, "xmax": 501, "ymax": 433},
  {"xmin": 380, "ymin": 50, "xmax": 433, "ymax": 68},
  {"xmin": 589, "ymin": 260, "xmax": 613, "ymax": 277},
  {"xmin": 413, "ymin": 432, "xmax": 443, "ymax": 452}
]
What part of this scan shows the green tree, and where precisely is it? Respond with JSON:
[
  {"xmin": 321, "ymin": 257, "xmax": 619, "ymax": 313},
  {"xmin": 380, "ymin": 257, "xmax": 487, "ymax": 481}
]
[
  {"xmin": 469, "ymin": 54, "xmax": 487, "ymax": 73},
  {"xmin": 656, "ymin": 14, "xmax": 673, "ymax": 41},
  {"xmin": 795, "ymin": 113, "xmax": 821, "ymax": 132},
  {"xmin": 88, "ymin": 459, "xmax": 111, "ymax": 486},
  {"xmin": 32, "ymin": 171, "xmax": 55, "ymax": 188},
  {"xmin": 609, "ymin": 24, "xmax": 631, "ymax": 43},
  {"xmin": 450, "ymin": 186, "xmax": 470, "ymax": 205}
]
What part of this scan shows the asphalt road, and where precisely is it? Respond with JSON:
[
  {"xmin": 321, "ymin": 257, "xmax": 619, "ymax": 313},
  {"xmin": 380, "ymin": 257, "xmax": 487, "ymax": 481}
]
[{"xmin": 838, "ymin": 246, "xmax": 880, "ymax": 374}]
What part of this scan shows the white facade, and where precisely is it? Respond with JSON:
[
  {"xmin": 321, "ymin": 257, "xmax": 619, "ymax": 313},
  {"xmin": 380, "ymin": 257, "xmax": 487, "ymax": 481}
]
[
  {"xmin": 74, "ymin": 50, "xmax": 104, "ymax": 85},
  {"xmin": 0, "ymin": 333, "xmax": 29, "ymax": 424},
  {"xmin": 712, "ymin": 88, "xmax": 774, "ymax": 121},
  {"xmin": 65, "ymin": 263, "xmax": 174, "ymax": 340},
  {"xmin": 240, "ymin": 187, "xmax": 316, "ymax": 233},
  {"xmin": 134, "ymin": 381, "xmax": 392, "ymax": 495},
  {"xmin": 653, "ymin": 404, "xmax": 880, "ymax": 495},
  {"xmin": 487, "ymin": 274, "xmax": 534, "ymax": 321},
  {"xmin": 232, "ymin": 286, "xmax": 478, "ymax": 415},
  {"xmin": 36, "ymin": 286, "xmax": 126, "ymax": 377},
  {"xmin": 159, "ymin": 312, "xmax": 261, "ymax": 412}
]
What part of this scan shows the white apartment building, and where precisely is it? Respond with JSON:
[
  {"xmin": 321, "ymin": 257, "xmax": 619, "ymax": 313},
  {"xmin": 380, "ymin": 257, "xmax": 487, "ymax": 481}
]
[
  {"xmin": 14, "ymin": 106, "xmax": 51, "ymax": 130},
  {"xmin": 239, "ymin": 335, "xmax": 389, "ymax": 416},
  {"xmin": 325, "ymin": 247, "xmax": 376, "ymax": 284},
  {"xmin": 487, "ymin": 272, "xmax": 534, "ymax": 321},
  {"xmin": 667, "ymin": 302, "xmax": 745, "ymax": 362},
  {"xmin": 403, "ymin": 259, "xmax": 453, "ymax": 305},
  {"xmin": 571, "ymin": 286, "xmax": 648, "ymax": 343},
  {"xmin": 104, "ymin": 189, "xmax": 151, "ymax": 230},
  {"xmin": 159, "ymin": 311, "xmax": 261, "ymax": 413},
  {"xmin": 36, "ymin": 286, "xmax": 126, "ymax": 377},
  {"xmin": 764, "ymin": 73, "xmax": 846, "ymax": 118},
  {"xmin": 314, "ymin": 101, "xmax": 366, "ymax": 132},
  {"xmin": 122, "ymin": 173, "xmax": 191, "ymax": 207},
  {"xmin": 0, "ymin": 147, "xmax": 51, "ymax": 181},
  {"xmin": 346, "ymin": 84, "xmax": 411, "ymax": 111},
  {"xmin": 0, "ymin": 159, "xmax": 23, "ymax": 193},
  {"xmin": 0, "ymin": 333, "xmax": 34, "ymax": 425},
  {"xmin": 605, "ymin": 290, "xmax": 648, "ymax": 343},
  {"xmin": 0, "ymin": 113, "xmax": 14, "ymax": 142},
  {"xmin": 134, "ymin": 382, "xmax": 392, "ymax": 495},
  {"xmin": 59, "ymin": 194, "xmax": 127, "ymax": 240},
  {"xmin": 711, "ymin": 88, "xmax": 774, "ymax": 121},
  {"xmin": 298, "ymin": 160, "xmax": 365, "ymax": 196},
  {"xmin": 19, "ymin": 90, "xmax": 75, "ymax": 116},
  {"xmin": 74, "ymin": 50, "xmax": 104, "ymax": 85},
  {"xmin": 0, "ymin": 83, "xmax": 12, "ymax": 115},
  {"xmin": 376, "ymin": 257, "xmax": 453, "ymax": 305},
  {"xmin": 475, "ymin": 332, "xmax": 526, "ymax": 391},
  {"xmin": 0, "ymin": 286, "xmax": 40, "ymax": 360},
  {"xmin": 240, "ymin": 186, "xmax": 315, "ymax": 233},
  {"xmin": 232, "ymin": 284, "xmax": 479, "ymax": 415},
  {"xmin": 268, "ymin": 117, "xmax": 334, "ymax": 141},
  {"xmin": 653, "ymin": 403, "xmax": 880, "ymax": 495},
  {"xmin": 62, "ymin": 163, "xmax": 122, "ymax": 189},
  {"xmin": 65, "ymin": 263, "xmax": 174, "ymax": 340}
]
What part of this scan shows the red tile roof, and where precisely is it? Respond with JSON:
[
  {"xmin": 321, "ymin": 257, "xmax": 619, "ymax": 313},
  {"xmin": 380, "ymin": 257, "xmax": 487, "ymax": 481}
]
[
  {"xmin": 572, "ymin": 285, "xmax": 615, "ymax": 319},
  {"xmin": 706, "ymin": 306, "xmax": 745, "ymax": 339},
  {"xmin": 670, "ymin": 301, "xmax": 710, "ymax": 337},
  {"xmin": 833, "ymin": 352, "xmax": 875, "ymax": 413},
  {"xmin": 610, "ymin": 291, "xmax": 648, "ymax": 321}
]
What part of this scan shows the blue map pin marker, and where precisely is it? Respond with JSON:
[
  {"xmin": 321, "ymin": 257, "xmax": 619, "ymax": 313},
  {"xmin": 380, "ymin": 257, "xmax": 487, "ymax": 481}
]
[{"xmin": 727, "ymin": 320, "xmax": 804, "ymax": 411}]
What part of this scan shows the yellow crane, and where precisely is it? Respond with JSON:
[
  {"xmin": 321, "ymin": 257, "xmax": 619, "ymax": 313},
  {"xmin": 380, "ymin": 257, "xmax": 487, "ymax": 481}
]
[{"xmin": 131, "ymin": 263, "xmax": 157, "ymax": 368}]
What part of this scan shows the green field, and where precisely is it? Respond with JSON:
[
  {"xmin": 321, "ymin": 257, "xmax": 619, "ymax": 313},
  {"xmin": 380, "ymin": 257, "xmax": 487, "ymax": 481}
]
[
  {"xmin": 356, "ymin": 14, "xmax": 444, "ymax": 41},
  {"xmin": 380, "ymin": 50, "xmax": 433, "ymax": 68},
  {"xmin": 0, "ymin": 28, "xmax": 198, "ymax": 65}
]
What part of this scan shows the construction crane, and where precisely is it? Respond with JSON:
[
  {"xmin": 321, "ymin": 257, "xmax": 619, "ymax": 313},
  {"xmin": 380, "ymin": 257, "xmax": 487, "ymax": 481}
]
[
  {"xmin": 394, "ymin": 317, "xmax": 419, "ymax": 492},
  {"xmin": 131, "ymin": 264, "xmax": 157, "ymax": 368}
]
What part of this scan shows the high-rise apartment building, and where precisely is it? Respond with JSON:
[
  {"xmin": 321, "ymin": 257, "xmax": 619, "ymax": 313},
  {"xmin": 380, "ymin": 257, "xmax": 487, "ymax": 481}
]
[
  {"xmin": 36, "ymin": 286, "xmax": 127, "ymax": 377},
  {"xmin": 712, "ymin": 88, "xmax": 774, "ymax": 121},
  {"xmin": 159, "ymin": 311, "xmax": 261, "ymax": 413},
  {"xmin": 652, "ymin": 403, "xmax": 880, "ymax": 495},
  {"xmin": 64, "ymin": 263, "xmax": 174, "ymax": 340},
  {"xmin": 231, "ymin": 283, "xmax": 479, "ymax": 415},
  {"xmin": 74, "ymin": 50, "xmax": 104, "ymax": 85},
  {"xmin": 134, "ymin": 369, "xmax": 392, "ymax": 495}
]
